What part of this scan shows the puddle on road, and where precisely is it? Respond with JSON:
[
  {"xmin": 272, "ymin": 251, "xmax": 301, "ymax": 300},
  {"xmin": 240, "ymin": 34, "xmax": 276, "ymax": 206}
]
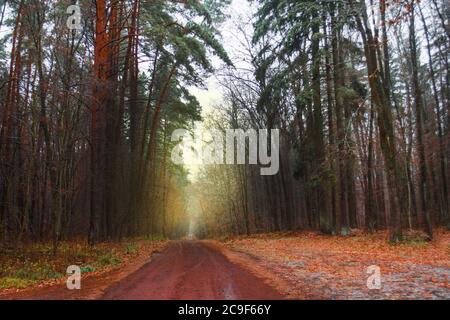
[{"xmin": 223, "ymin": 283, "xmax": 236, "ymax": 300}]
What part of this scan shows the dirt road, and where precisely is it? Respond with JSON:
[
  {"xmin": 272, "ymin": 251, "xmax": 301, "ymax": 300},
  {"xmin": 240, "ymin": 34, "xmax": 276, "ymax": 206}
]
[{"xmin": 101, "ymin": 241, "xmax": 283, "ymax": 300}]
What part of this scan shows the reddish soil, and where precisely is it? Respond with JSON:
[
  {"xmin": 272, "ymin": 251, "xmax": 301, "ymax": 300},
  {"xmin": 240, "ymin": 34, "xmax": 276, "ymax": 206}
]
[
  {"xmin": 1, "ymin": 241, "xmax": 283, "ymax": 300},
  {"xmin": 102, "ymin": 241, "xmax": 283, "ymax": 300}
]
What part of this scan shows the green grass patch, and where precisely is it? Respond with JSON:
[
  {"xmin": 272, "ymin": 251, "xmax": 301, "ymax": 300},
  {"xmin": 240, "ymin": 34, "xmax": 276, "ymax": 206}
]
[
  {"xmin": 97, "ymin": 253, "xmax": 122, "ymax": 266},
  {"xmin": 80, "ymin": 265, "xmax": 96, "ymax": 273},
  {"xmin": 124, "ymin": 243, "xmax": 138, "ymax": 255},
  {"xmin": 0, "ymin": 277, "xmax": 35, "ymax": 289}
]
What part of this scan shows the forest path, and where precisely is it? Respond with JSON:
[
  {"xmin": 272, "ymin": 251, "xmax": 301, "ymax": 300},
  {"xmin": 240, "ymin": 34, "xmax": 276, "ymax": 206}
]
[{"xmin": 101, "ymin": 241, "xmax": 283, "ymax": 300}]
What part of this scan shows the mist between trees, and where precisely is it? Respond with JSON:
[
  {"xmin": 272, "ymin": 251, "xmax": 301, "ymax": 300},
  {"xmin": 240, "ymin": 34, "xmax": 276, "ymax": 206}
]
[
  {"xmin": 170, "ymin": 127, "xmax": 280, "ymax": 176},
  {"xmin": 0, "ymin": 0, "xmax": 448, "ymax": 251}
]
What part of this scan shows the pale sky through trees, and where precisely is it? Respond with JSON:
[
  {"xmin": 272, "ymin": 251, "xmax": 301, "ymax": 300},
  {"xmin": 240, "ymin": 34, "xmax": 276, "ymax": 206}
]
[
  {"xmin": 186, "ymin": 0, "xmax": 253, "ymax": 180},
  {"xmin": 189, "ymin": 0, "xmax": 253, "ymax": 115}
]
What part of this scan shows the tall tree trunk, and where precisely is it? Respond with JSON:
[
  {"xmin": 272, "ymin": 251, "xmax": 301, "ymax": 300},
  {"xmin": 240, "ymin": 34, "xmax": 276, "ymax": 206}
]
[
  {"xmin": 351, "ymin": 0, "xmax": 403, "ymax": 242},
  {"xmin": 409, "ymin": 2, "xmax": 432, "ymax": 239},
  {"xmin": 89, "ymin": 0, "xmax": 111, "ymax": 245}
]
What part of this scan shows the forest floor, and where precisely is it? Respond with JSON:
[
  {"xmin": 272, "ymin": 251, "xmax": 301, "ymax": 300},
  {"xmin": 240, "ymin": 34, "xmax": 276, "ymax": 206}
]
[
  {"xmin": 1, "ymin": 230, "xmax": 448, "ymax": 300},
  {"xmin": 0, "ymin": 239, "xmax": 168, "ymax": 299},
  {"xmin": 219, "ymin": 229, "xmax": 450, "ymax": 299}
]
